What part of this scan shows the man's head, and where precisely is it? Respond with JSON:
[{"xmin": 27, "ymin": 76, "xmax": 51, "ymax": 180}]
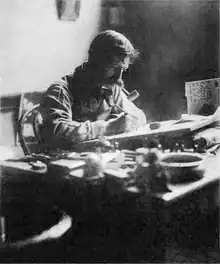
[{"xmin": 88, "ymin": 30, "xmax": 139, "ymax": 86}]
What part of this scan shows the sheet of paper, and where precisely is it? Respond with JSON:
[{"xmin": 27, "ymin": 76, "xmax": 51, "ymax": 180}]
[{"xmin": 185, "ymin": 78, "xmax": 220, "ymax": 115}]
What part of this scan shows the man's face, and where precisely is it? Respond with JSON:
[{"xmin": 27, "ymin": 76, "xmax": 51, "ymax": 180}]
[{"xmin": 102, "ymin": 56, "xmax": 130, "ymax": 86}]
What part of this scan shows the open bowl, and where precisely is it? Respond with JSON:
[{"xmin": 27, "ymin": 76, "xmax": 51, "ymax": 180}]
[{"xmin": 160, "ymin": 152, "xmax": 204, "ymax": 184}]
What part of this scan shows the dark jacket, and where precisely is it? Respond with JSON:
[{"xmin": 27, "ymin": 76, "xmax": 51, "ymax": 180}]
[{"xmin": 39, "ymin": 64, "xmax": 146, "ymax": 151}]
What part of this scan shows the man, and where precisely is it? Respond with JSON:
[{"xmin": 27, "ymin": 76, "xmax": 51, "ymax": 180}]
[{"xmin": 39, "ymin": 30, "xmax": 146, "ymax": 152}]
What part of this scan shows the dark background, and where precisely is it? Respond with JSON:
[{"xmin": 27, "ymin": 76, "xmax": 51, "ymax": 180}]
[{"xmin": 100, "ymin": 0, "xmax": 219, "ymax": 121}]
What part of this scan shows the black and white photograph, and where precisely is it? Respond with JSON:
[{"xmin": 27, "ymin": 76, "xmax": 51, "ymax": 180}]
[{"xmin": 0, "ymin": 0, "xmax": 219, "ymax": 262}]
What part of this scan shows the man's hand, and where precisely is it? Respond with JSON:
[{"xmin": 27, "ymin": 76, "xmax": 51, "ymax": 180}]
[{"xmin": 105, "ymin": 113, "xmax": 140, "ymax": 135}]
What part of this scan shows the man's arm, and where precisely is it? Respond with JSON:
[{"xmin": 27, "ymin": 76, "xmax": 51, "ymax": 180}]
[{"xmin": 41, "ymin": 84, "xmax": 107, "ymax": 145}]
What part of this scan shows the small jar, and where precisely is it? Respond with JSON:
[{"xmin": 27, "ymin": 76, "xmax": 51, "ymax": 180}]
[
  {"xmin": 83, "ymin": 153, "xmax": 104, "ymax": 178},
  {"xmin": 135, "ymin": 148, "xmax": 149, "ymax": 165},
  {"xmin": 145, "ymin": 148, "xmax": 162, "ymax": 165}
]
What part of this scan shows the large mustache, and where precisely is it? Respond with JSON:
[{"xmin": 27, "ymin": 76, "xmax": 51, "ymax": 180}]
[{"xmin": 107, "ymin": 77, "xmax": 124, "ymax": 87}]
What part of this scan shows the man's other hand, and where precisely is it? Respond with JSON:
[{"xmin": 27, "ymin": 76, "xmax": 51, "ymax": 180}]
[{"xmin": 105, "ymin": 113, "xmax": 140, "ymax": 135}]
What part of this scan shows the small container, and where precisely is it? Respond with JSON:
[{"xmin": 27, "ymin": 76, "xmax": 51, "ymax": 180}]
[
  {"xmin": 83, "ymin": 153, "xmax": 104, "ymax": 178},
  {"xmin": 135, "ymin": 148, "xmax": 149, "ymax": 165},
  {"xmin": 145, "ymin": 148, "xmax": 162, "ymax": 164},
  {"xmin": 160, "ymin": 152, "xmax": 204, "ymax": 183}
]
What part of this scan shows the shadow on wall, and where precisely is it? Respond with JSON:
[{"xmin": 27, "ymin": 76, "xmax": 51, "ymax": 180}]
[{"xmin": 100, "ymin": 0, "xmax": 219, "ymax": 121}]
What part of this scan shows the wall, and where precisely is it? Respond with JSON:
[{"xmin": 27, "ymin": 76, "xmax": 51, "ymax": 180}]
[
  {"xmin": 0, "ymin": 0, "xmax": 102, "ymax": 147},
  {"xmin": 0, "ymin": 0, "xmax": 102, "ymax": 96},
  {"xmin": 0, "ymin": 0, "xmax": 219, "ymax": 147},
  {"xmin": 101, "ymin": 0, "xmax": 219, "ymax": 121}
]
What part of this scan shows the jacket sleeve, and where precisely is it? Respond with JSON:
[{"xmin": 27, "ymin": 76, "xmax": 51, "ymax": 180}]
[
  {"xmin": 41, "ymin": 83, "xmax": 107, "ymax": 144},
  {"xmin": 112, "ymin": 86, "xmax": 147, "ymax": 126}
]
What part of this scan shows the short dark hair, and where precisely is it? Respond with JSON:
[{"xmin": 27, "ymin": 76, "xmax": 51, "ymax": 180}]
[{"xmin": 88, "ymin": 30, "xmax": 139, "ymax": 65}]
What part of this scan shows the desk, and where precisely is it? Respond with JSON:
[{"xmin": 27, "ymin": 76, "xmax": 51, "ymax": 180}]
[
  {"xmin": 161, "ymin": 152, "xmax": 220, "ymax": 204},
  {"xmin": 103, "ymin": 151, "xmax": 220, "ymax": 206},
  {"xmin": 0, "ymin": 160, "xmax": 165, "ymax": 262},
  {"xmin": 80, "ymin": 117, "xmax": 215, "ymax": 147},
  {"xmin": 1, "ymin": 152, "xmax": 219, "ymax": 212},
  {"xmin": 0, "ymin": 152, "xmax": 219, "ymax": 262}
]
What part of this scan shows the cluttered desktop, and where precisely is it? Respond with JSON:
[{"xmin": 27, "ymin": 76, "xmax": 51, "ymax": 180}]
[{"xmin": 0, "ymin": 80, "xmax": 220, "ymax": 262}]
